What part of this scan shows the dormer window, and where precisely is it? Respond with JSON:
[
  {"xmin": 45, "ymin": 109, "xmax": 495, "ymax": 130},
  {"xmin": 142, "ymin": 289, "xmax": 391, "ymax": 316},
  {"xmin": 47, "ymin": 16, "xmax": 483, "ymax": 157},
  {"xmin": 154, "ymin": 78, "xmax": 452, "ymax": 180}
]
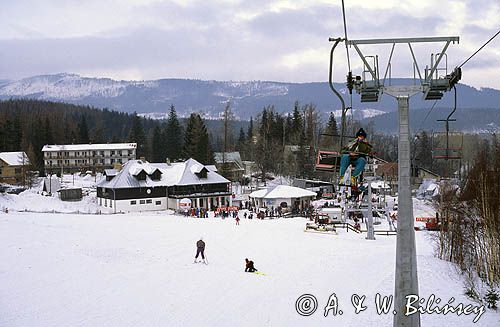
[
  {"xmin": 134, "ymin": 169, "xmax": 147, "ymax": 181},
  {"xmin": 149, "ymin": 168, "xmax": 162, "ymax": 181},
  {"xmin": 195, "ymin": 167, "xmax": 208, "ymax": 179}
]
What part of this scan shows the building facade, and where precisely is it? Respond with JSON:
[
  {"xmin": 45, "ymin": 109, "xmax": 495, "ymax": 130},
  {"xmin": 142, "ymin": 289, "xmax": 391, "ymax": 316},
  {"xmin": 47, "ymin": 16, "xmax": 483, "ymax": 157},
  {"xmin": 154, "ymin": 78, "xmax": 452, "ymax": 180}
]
[
  {"xmin": 214, "ymin": 152, "xmax": 245, "ymax": 181},
  {"xmin": 0, "ymin": 152, "xmax": 30, "ymax": 184},
  {"xmin": 97, "ymin": 158, "xmax": 232, "ymax": 213},
  {"xmin": 42, "ymin": 143, "xmax": 136, "ymax": 173}
]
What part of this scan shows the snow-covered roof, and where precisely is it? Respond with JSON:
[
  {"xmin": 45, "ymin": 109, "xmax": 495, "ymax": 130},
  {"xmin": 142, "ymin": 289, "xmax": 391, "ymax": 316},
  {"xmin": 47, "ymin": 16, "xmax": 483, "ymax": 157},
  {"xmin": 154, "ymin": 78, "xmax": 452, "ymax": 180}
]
[
  {"xmin": 97, "ymin": 158, "xmax": 230, "ymax": 189},
  {"xmin": 249, "ymin": 185, "xmax": 316, "ymax": 199},
  {"xmin": 42, "ymin": 143, "xmax": 137, "ymax": 152},
  {"xmin": 214, "ymin": 152, "xmax": 244, "ymax": 169},
  {"xmin": 0, "ymin": 152, "xmax": 30, "ymax": 166}
]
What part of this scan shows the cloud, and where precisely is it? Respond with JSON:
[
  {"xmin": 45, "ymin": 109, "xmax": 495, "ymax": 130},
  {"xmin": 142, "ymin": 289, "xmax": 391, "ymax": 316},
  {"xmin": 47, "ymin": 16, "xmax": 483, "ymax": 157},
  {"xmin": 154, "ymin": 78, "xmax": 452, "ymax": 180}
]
[{"xmin": 0, "ymin": 0, "xmax": 498, "ymax": 89}]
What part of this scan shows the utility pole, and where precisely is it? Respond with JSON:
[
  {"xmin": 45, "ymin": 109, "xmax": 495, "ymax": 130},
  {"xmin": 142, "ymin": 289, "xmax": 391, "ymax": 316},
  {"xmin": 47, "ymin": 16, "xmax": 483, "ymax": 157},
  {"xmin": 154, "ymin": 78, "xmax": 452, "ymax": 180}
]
[{"xmin": 331, "ymin": 35, "xmax": 461, "ymax": 327}]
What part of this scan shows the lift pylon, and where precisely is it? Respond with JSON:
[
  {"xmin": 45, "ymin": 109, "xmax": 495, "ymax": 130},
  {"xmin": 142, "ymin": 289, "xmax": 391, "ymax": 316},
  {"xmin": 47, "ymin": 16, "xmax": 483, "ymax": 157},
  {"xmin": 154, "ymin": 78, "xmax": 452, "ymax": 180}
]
[{"xmin": 330, "ymin": 35, "xmax": 461, "ymax": 327}]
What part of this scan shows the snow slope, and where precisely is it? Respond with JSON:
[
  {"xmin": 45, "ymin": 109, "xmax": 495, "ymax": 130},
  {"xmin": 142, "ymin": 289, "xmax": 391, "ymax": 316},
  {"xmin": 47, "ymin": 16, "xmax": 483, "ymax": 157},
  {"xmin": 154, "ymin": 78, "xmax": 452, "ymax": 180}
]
[{"xmin": 0, "ymin": 210, "xmax": 497, "ymax": 326}]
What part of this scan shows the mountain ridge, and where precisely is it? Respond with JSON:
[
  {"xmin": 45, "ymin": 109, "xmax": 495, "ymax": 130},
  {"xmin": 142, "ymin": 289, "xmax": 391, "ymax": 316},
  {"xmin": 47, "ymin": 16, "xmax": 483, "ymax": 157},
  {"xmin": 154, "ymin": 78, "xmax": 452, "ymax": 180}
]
[{"xmin": 1, "ymin": 73, "xmax": 499, "ymax": 130}]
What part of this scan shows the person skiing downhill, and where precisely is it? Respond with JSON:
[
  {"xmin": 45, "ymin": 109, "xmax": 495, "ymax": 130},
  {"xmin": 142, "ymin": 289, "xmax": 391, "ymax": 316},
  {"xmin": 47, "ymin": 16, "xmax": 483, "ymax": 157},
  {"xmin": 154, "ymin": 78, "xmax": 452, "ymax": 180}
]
[
  {"xmin": 245, "ymin": 258, "xmax": 257, "ymax": 272},
  {"xmin": 339, "ymin": 128, "xmax": 373, "ymax": 187},
  {"xmin": 194, "ymin": 238, "xmax": 206, "ymax": 263}
]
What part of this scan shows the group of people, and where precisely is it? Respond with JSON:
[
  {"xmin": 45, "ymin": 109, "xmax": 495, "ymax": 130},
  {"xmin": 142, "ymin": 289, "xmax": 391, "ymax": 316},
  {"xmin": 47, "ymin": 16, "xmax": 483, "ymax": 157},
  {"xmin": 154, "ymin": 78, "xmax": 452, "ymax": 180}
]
[
  {"xmin": 185, "ymin": 207, "xmax": 209, "ymax": 218},
  {"xmin": 194, "ymin": 238, "xmax": 257, "ymax": 272}
]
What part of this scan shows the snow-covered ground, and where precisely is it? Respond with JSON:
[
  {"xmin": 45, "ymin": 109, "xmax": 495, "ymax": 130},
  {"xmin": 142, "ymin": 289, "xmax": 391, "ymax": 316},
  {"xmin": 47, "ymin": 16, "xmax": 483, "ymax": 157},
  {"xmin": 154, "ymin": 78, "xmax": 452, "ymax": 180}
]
[{"xmin": 1, "ymin": 204, "xmax": 498, "ymax": 326}]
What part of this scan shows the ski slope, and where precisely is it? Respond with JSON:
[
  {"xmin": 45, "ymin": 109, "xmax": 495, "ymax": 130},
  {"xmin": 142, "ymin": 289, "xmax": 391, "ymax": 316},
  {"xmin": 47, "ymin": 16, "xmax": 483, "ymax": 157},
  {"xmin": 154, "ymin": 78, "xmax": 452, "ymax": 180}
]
[{"xmin": 1, "ymin": 209, "xmax": 498, "ymax": 326}]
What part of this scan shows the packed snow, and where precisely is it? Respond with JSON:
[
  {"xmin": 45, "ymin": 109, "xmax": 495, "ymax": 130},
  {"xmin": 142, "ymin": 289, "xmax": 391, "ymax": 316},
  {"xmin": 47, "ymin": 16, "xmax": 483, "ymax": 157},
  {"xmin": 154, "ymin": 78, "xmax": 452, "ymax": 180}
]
[{"xmin": 1, "ymin": 189, "xmax": 498, "ymax": 326}]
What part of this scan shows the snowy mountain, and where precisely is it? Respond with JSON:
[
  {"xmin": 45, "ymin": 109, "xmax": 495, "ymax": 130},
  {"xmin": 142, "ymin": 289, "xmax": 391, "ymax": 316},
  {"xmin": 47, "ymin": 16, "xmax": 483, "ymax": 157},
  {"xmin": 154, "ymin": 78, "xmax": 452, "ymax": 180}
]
[{"xmin": 1, "ymin": 73, "xmax": 499, "ymax": 123}]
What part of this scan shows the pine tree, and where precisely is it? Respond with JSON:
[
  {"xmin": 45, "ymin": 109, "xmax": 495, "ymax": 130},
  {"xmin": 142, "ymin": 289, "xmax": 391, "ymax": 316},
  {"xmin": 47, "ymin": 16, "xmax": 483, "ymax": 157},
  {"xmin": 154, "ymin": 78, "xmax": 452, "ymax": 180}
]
[
  {"xmin": 291, "ymin": 101, "xmax": 303, "ymax": 144},
  {"xmin": 129, "ymin": 113, "xmax": 147, "ymax": 159},
  {"xmin": 32, "ymin": 117, "xmax": 45, "ymax": 171},
  {"xmin": 320, "ymin": 112, "xmax": 339, "ymax": 149},
  {"xmin": 236, "ymin": 127, "xmax": 245, "ymax": 152},
  {"xmin": 151, "ymin": 125, "xmax": 164, "ymax": 162},
  {"xmin": 78, "ymin": 115, "xmax": 90, "ymax": 143},
  {"xmin": 183, "ymin": 113, "xmax": 214, "ymax": 164},
  {"xmin": 165, "ymin": 105, "xmax": 183, "ymax": 161},
  {"xmin": 12, "ymin": 114, "xmax": 23, "ymax": 151},
  {"xmin": 246, "ymin": 117, "xmax": 255, "ymax": 161},
  {"xmin": 484, "ymin": 288, "xmax": 499, "ymax": 309},
  {"xmin": 44, "ymin": 117, "xmax": 54, "ymax": 145}
]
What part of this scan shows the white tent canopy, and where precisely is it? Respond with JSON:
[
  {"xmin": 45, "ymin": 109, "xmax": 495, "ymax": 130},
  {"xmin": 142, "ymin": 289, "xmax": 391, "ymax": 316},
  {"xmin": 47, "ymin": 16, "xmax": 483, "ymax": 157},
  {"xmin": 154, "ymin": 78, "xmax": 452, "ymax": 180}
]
[
  {"xmin": 42, "ymin": 176, "xmax": 61, "ymax": 194},
  {"xmin": 249, "ymin": 185, "xmax": 316, "ymax": 199}
]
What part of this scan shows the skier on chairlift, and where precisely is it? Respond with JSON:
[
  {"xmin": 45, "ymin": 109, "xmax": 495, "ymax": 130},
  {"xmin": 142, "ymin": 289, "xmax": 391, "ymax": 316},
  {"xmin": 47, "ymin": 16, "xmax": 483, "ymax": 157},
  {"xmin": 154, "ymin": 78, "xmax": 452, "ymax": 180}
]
[{"xmin": 339, "ymin": 128, "xmax": 373, "ymax": 188}]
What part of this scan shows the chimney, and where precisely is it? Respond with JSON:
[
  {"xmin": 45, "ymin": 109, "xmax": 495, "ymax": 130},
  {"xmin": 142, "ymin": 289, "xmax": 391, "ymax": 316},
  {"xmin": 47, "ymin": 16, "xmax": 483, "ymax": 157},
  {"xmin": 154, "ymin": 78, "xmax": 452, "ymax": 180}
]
[
  {"xmin": 166, "ymin": 158, "xmax": 171, "ymax": 165},
  {"xmin": 140, "ymin": 156, "xmax": 146, "ymax": 162}
]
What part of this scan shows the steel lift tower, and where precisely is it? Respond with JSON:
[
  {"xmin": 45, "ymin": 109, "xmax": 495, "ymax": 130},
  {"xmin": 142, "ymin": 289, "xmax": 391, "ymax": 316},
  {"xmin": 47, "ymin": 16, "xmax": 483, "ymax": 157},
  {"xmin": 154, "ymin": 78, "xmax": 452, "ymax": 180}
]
[{"xmin": 331, "ymin": 36, "xmax": 461, "ymax": 327}]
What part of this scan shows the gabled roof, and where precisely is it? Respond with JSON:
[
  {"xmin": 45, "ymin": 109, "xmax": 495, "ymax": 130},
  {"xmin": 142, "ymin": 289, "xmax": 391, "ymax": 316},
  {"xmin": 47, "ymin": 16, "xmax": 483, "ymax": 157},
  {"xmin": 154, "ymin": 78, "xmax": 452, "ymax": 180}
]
[
  {"xmin": 214, "ymin": 152, "xmax": 244, "ymax": 170},
  {"xmin": 0, "ymin": 152, "xmax": 30, "ymax": 166},
  {"xmin": 42, "ymin": 143, "xmax": 137, "ymax": 152},
  {"xmin": 97, "ymin": 158, "xmax": 230, "ymax": 189},
  {"xmin": 249, "ymin": 185, "xmax": 316, "ymax": 199}
]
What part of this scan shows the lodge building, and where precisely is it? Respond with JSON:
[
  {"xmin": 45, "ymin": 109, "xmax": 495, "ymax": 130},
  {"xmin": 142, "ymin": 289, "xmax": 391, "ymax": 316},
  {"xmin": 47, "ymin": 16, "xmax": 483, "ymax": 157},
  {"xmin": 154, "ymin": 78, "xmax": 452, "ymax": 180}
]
[
  {"xmin": 96, "ymin": 158, "xmax": 232, "ymax": 212},
  {"xmin": 0, "ymin": 151, "xmax": 30, "ymax": 185},
  {"xmin": 42, "ymin": 143, "xmax": 137, "ymax": 172}
]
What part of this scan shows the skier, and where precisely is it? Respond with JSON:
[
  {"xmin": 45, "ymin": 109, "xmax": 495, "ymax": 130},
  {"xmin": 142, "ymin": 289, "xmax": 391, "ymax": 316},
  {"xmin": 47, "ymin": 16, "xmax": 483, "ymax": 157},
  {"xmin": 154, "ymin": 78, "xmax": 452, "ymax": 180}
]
[
  {"xmin": 245, "ymin": 258, "xmax": 257, "ymax": 272},
  {"xmin": 194, "ymin": 238, "xmax": 206, "ymax": 263},
  {"xmin": 339, "ymin": 128, "xmax": 373, "ymax": 187},
  {"xmin": 235, "ymin": 216, "xmax": 240, "ymax": 225}
]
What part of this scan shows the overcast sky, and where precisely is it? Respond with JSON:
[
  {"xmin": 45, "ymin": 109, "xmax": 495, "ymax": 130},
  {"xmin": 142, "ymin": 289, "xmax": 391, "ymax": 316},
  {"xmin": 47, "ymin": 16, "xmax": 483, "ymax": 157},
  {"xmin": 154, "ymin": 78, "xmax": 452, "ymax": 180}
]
[{"xmin": 0, "ymin": 0, "xmax": 499, "ymax": 89}]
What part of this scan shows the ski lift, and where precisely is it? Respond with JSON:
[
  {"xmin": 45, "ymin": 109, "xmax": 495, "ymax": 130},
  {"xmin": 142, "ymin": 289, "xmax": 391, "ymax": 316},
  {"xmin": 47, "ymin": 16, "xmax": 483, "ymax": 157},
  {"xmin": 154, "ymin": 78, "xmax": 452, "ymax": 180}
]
[
  {"xmin": 431, "ymin": 85, "xmax": 463, "ymax": 178},
  {"xmin": 315, "ymin": 38, "xmax": 353, "ymax": 174}
]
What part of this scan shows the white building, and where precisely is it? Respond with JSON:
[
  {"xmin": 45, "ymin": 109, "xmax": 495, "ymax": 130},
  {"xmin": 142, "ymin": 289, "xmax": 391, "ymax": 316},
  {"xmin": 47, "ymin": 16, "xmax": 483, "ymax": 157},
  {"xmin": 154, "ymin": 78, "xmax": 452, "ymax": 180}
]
[
  {"xmin": 42, "ymin": 143, "xmax": 136, "ymax": 172},
  {"xmin": 96, "ymin": 158, "xmax": 232, "ymax": 213},
  {"xmin": 249, "ymin": 185, "xmax": 316, "ymax": 210}
]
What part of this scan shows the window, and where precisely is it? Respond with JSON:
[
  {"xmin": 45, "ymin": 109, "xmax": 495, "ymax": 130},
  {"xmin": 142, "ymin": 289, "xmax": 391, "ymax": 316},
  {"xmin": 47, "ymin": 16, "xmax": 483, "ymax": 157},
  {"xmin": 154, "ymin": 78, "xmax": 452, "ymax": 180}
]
[
  {"xmin": 140, "ymin": 200, "xmax": 145, "ymax": 204},
  {"xmin": 155, "ymin": 201, "xmax": 161, "ymax": 205},
  {"xmin": 146, "ymin": 199, "xmax": 152, "ymax": 204},
  {"xmin": 110, "ymin": 201, "xmax": 112, "ymax": 208},
  {"xmin": 105, "ymin": 199, "xmax": 107, "ymax": 207},
  {"xmin": 111, "ymin": 151, "xmax": 115, "ymax": 155},
  {"xmin": 111, "ymin": 159, "xmax": 115, "ymax": 164},
  {"xmin": 131, "ymin": 200, "xmax": 137, "ymax": 205}
]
